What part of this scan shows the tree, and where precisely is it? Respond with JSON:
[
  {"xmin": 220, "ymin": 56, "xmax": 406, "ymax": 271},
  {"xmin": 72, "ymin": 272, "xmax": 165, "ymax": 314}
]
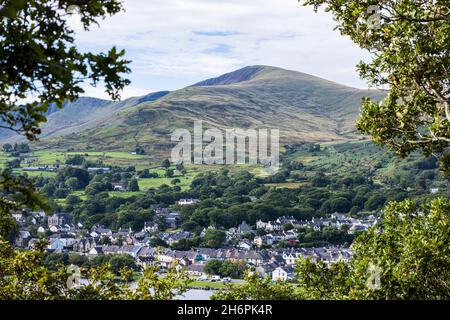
[
  {"xmin": 15, "ymin": 143, "xmax": 30, "ymax": 153},
  {"xmin": 301, "ymin": 0, "xmax": 450, "ymax": 176},
  {"xmin": 364, "ymin": 194, "xmax": 386, "ymax": 211},
  {"xmin": 0, "ymin": 0, "xmax": 129, "ymax": 239},
  {"xmin": 54, "ymin": 188, "xmax": 70, "ymax": 199},
  {"xmin": 128, "ymin": 178, "xmax": 140, "ymax": 192},
  {"xmin": 216, "ymin": 198, "xmax": 450, "ymax": 300},
  {"xmin": 176, "ymin": 163, "xmax": 187, "ymax": 175},
  {"xmin": 321, "ymin": 197, "xmax": 351, "ymax": 213},
  {"xmin": 0, "ymin": 0, "xmax": 130, "ymax": 140},
  {"xmin": 65, "ymin": 155, "xmax": 86, "ymax": 166},
  {"xmin": 161, "ymin": 159, "xmax": 171, "ymax": 168},
  {"xmin": 0, "ymin": 240, "xmax": 190, "ymax": 300},
  {"xmin": 6, "ymin": 158, "xmax": 21, "ymax": 169},
  {"xmin": 65, "ymin": 195, "xmax": 81, "ymax": 206},
  {"xmin": 213, "ymin": 272, "xmax": 302, "ymax": 300},
  {"xmin": 66, "ymin": 177, "xmax": 81, "ymax": 191},
  {"xmin": 108, "ymin": 254, "xmax": 138, "ymax": 275},
  {"xmin": 204, "ymin": 259, "xmax": 223, "ymax": 276},
  {"xmin": 201, "ymin": 229, "xmax": 226, "ymax": 249},
  {"xmin": 2, "ymin": 144, "xmax": 12, "ymax": 152},
  {"xmin": 165, "ymin": 169, "xmax": 174, "ymax": 178}
]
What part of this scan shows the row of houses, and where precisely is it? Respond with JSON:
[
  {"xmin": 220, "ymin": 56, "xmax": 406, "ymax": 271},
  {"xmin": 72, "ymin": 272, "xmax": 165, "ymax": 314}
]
[
  {"xmin": 44, "ymin": 241, "xmax": 352, "ymax": 282},
  {"xmin": 256, "ymin": 214, "xmax": 377, "ymax": 234}
]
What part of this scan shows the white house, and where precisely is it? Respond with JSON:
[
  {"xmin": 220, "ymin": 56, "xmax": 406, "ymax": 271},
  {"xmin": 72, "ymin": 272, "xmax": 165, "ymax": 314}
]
[
  {"xmin": 282, "ymin": 252, "xmax": 299, "ymax": 265},
  {"xmin": 430, "ymin": 188, "xmax": 439, "ymax": 194},
  {"xmin": 272, "ymin": 267, "xmax": 288, "ymax": 282},
  {"xmin": 177, "ymin": 198, "xmax": 200, "ymax": 205},
  {"xmin": 272, "ymin": 266, "xmax": 294, "ymax": 282},
  {"xmin": 256, "ymin": 220, "xmax": 268, "ymax": 230}
]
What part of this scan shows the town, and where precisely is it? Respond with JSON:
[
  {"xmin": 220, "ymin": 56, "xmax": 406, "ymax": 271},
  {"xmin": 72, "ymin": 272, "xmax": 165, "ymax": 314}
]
[{"xmin": 12, "ymin": 201, "xmax": 376, "ymax": 283}]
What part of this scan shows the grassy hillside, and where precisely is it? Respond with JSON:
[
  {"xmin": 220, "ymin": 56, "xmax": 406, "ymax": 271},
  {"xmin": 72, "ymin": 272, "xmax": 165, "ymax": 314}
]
[
  {"xmin": 29, "ymin": 66, "xmax": 385, "ymax": 159},
  {"xmin": 0, "ymin": 92, "xmax": 170, "ymax": 144}
]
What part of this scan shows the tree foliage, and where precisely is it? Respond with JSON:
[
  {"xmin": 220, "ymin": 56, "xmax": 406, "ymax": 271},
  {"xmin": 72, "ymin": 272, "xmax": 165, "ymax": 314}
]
[
  {"xmin": 0, "ymin": 240, "xmax": 190, "ymax": 300},
  {"xmin": 216, "ymin": 198, "xmax": 450, "ymax": 300},
  {"xmin": 301, "ymin": 0, "xmax": 450, "ymax": 176}
]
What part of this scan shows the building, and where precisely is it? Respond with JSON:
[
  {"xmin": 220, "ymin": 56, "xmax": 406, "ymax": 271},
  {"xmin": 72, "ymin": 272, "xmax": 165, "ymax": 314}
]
[
  {"xmin": 272, "ymin": 266, "xmax": 294, "ymax": 282},
  {"xmin": 177, "ymin": 199, "xmax": 200, "ymax": 205},
  {"xmin": 48, "ymin": 214, "xmax": 64, "ymax": 227}
]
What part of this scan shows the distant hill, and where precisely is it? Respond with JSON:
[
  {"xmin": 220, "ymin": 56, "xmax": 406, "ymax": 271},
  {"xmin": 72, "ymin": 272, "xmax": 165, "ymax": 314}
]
[
  {"xmin": 1, "ymin": 66, "xmax": 385, "ymax": 158},
  {"xmin": 0, "ymin": 91, "xmax": 170, "ymax": 143}
]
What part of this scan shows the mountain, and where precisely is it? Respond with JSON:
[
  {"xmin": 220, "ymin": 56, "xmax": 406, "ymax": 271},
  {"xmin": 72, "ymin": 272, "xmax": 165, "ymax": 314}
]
[
  {"xmin": 191, "ymin": 66, "xmax": 266, "ymax": 86},
  {"xmin": 2, "ymin": 66, "xmax": 385, "ymax": 158},
  {"xmin": 0, "ymin": 91, "xmax": 170, "ymax": 143}
]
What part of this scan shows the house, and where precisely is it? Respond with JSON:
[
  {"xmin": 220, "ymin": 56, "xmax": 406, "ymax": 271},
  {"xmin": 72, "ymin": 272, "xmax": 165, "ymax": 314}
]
[
  {"xmin": 165, "ymin": 213, "xmax": 180, "ymax": 229},
  {"xmin": 256, "ymin": 263, "xmax": 278, "ymax": 278},
  {"xmin": 177, "ymin": 199, "xmax": 200, "ymax": 205},
  {"xmin": 144, "ymin": 221, "xmax": 158, "ymax": 233},
  {"xmin": 430, "ymin": 187, "xmax": 439, "ymax": 194},
  {"xmin": 102, "ymin": 245, "xmax": 120, "ymax": 255},
  {"xmin": 49, "ymin": 225, "xmax": 61, "ymax": 233},
  {"xmin": 117, "ymin": 245, "xmax": 142, "ymax": 258},
  {"xmin": 237, "ymin": 221, "xmax": 252, "ymax": 234},
  {"xmin": 256, "ymin": 220, "xmax": 268, "ymax": 230},
  {"xmin": 28, "ymin": 238, "xmax": 40, "ymax": 249},
  {"xmin": 272, "ymin": 266, "xmax": 294, "ymax": 282},
  {"xmin": 241, "ymin": 251, "xmax": 265, "ymax": 266},
  {"xmin": 12, "ymin": 212, "xmax": 26, "ymax": 225},
  {"xmin": 73, "ymin": 238, "xmax": 96, "ymax": 254},
  {"xmin": 91, "ymin": 225, "xmax": 113, "ymax": 237},
  {"xmin": 282, "ymin": 251, "xmax": 300, "ymax": 265},
  {"xmin": 265, "ymin": 221, "xmax": 282, "ymax": 232},
  {"xmin": 88, "ymin": 246, "xmax": 104, "ymax": 255},
  {"xmin": 48, "ymin": 214, "xmax": 64, "ymax": 227},
  {"xmin": 196, "ymin": 248, "xmax": 217, "ymax": 262},
  {"xmin": 15, "ymin": 230, "xmax": 31, "ymax": 248},
  {"xmin": 186, "ymin": 264, "xmax": 206, "ymax": 277},
  {"xmin": 253, "ymin": 235, "xmax": 274, "ymax": 247},
  {"xmin": 48, "ymin": 239, "xmax": 65, "ymax": 251},
  {"xmin": 87, "ymin": 167, "xmax": 111, "ymax": 173},
  {"xmin": 112, "ymin": 183, "xmax": 127, "ymax": 192},
  {"xmin": 136, "ymin": 247, "xmax": 156, "ymax": 268},
  {"xmin": 155, "ymin": 249, "xmax": 178, "ymax": 268},
  {"xmin": 237, "ymin": 240, "xmax": 252, "ymax": 251}
]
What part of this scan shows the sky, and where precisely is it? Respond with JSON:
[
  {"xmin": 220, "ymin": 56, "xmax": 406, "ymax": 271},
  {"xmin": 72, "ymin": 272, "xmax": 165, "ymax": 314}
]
[{"xmin": 70, "ymin": 0, "xmax": 373, "ymax": 99}]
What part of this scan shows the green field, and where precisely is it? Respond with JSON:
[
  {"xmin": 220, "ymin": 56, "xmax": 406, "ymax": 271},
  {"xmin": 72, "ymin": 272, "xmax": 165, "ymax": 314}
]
[{"xmin": 188, "ymin": 280, "xmax": 240, "ymax": 289}]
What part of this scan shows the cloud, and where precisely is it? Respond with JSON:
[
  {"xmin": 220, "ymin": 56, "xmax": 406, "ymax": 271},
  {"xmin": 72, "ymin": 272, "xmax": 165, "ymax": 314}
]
[
  {"xmin": 70, "ymin": 0, "xmax": 371, "ymax": 97},
  {"xmin": 193, "ymin": 31, "xmax": 240, "ymax": 37},
  {"xmin": 81, "ymin": 84, "xmax": 157, "ymax": 100}
]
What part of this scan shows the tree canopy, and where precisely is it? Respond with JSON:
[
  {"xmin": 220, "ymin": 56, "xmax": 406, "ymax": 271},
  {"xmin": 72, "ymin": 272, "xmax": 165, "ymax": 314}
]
[
  {"xmin": 301, "ymin": 0, "xmax": 450, "ymax": 176},
  {"xmin": 215, "ymin": 198, "xmax": 450, "ymax": 300}
]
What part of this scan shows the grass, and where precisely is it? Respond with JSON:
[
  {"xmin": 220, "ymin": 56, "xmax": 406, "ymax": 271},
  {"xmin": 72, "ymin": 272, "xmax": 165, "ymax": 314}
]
[
  {"xmin": 25, "ymin": 150, "xmax": 150, "ymax": 170},
  {"xmin": 265, "ymin": 182, "xmax": 305, "ymax": 189},
  {"xmin": 188, "ymin": 280, "xmax": 239, "ymax": 289},
  {"xmin": 107, "ymin": 191, "xmax": 144, "ymax": 198},
  {"xmin": 138, "ymin": 175, "xmax": 194, "ymax": 191},
  {"xmin": 13, "ymin": 169, "xmax": 57, "ymax": 178}
]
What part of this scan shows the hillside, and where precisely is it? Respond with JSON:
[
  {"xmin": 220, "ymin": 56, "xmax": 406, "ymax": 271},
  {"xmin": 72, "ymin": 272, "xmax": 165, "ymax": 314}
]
[
  {"xmin": 6, "ymin": 66, "xmax": 385, "ymax": 158},
  {"xmin": 0, "ymin": 92, "xmax": 170, "ymax": 144}
]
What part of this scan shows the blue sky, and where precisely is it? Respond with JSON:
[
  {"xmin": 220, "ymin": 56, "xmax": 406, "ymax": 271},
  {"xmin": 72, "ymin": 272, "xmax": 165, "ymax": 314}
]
[{"xmin": 69, "ymin": 0, "xmax": 372, "ymax": 99}]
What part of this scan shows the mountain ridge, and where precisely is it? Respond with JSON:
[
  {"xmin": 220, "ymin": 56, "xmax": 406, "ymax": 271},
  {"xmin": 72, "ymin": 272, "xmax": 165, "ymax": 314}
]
[{"xmin": 1, "ymin": 66, "xmax": 386, "ymax": 159}]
